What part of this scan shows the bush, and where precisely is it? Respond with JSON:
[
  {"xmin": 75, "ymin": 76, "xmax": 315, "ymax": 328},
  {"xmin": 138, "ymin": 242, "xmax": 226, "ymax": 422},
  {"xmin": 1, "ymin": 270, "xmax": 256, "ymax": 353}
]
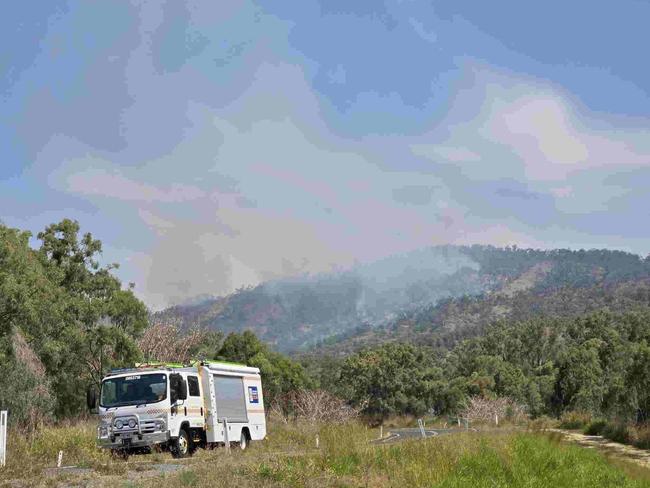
[
  {"xmin": 269, "ymin": 389, "xmax": 359, "ymax": 424},
  {"xmin": 528, "ymin": 415, "xmax": 557, "ymax": 432},
  {"xmin": 601, "ymin": 422, "xmax": 632, "ymax": 444},
  {"xmin": 0, "ymin": 334, "xmax": 55, "ymax": 431},
  {"xmin": 584, "ymin": 419, "xmax": 608, "ymax": 436},
  {"xmin": 630, "ymin": 424, "xmax": 650, "ymax": 449},
  {"xmin": 460, "ymin": 396, "xmax": 528, "ymax": 425},
  {"xmin": 559, "ymin": 411, "xmax": 592, "ymax": 430}
]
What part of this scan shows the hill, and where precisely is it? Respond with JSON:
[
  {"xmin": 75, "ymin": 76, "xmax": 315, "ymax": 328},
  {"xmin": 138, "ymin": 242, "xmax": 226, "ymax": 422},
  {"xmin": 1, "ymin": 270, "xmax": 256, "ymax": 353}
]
[{"xmin": 153, "ymin": 245, "xmax": 650, "ymax": 353}]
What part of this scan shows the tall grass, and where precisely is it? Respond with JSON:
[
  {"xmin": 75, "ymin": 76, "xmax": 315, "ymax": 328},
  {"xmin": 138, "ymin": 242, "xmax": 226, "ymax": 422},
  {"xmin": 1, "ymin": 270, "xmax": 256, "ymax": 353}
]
[
  {"xmin": 145, "ymin": 423, "xmax": 650, "ymax": 488},
  {"xmin": 3, "ymin": 420, "xmax": 650, "ymax": 487},
  {"xmin": 0, "ymin": 421, "xmax": 118, "ymax": 481}
]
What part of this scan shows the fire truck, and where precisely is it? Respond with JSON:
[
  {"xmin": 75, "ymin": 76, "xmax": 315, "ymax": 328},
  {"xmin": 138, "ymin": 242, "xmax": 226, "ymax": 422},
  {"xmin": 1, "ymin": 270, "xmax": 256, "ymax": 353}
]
[{"xmin": 87, "ymin": 361, "xmax": 266, "ymax": 457}]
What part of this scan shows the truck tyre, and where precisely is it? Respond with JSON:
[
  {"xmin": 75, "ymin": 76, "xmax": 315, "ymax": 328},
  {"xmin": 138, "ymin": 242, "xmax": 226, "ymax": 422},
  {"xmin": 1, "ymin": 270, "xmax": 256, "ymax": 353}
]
[
  {"xmin": 239, "ymin": 430, "xmax": 249, "ymax": 451},
  {"xmin": 171, "ymin": 429, "xmax": 191, "ymax": 458}
]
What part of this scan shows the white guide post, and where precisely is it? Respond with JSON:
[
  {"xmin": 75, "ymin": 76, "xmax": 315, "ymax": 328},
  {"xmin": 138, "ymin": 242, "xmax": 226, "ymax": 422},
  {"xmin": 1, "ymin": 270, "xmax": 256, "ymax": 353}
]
[
  {"xmin": 223, "ymin": 419, "xmax": 230, "ymax": 452},
  {"xmin": 417, "ymin": 418, "xmax": 426, "ymax": 438},
  {"xmin": 57, "ymin": 451, "xmax": 63, "ymax": 468},
  {"xmin": 0, "ymin": 410, "xmax": 7, "ymax": 468}
]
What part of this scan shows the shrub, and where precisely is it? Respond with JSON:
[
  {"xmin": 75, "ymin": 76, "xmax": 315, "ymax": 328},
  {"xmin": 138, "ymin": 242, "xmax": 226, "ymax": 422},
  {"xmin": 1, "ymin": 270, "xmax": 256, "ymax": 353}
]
[
  {"xmin": 0, "ymin": 334, "xmax": 55, "ymax": 431},
  {"xmin": 601, "ymin": 422, "xmax": 632, "ymax": 444},
  {"xmin": 559, "ymin": 411, "xmax": 592, "ymax": 430},
  {"xmin": 270, "ymin": 389, "xmax": 359, "ymax": 424},
  {"xmin": 630, "ymin": 423, "xmax": 650, "ymax": 449},
  {"xmin": 584, "ymin": 419, "xmax": 608, "ymax": 436},
  {"xmin": 528, "ymin": 415, "xmax": 557, "ymax": 432},
  {"xmin": 460, "ymin": 396, "xmax": 528, "ymax": 425}
]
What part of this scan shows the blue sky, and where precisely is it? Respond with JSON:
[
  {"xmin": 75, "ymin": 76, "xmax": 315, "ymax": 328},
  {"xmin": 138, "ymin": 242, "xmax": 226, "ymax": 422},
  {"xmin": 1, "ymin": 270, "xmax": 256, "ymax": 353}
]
[{"xmin": 2, "ymin": 0, "xmax": 650, "ymax": 309}]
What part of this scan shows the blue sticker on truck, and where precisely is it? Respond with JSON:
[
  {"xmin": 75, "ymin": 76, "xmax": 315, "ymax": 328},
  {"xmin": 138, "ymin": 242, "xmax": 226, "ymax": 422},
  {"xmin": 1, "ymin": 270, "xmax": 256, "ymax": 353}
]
[{"xmin": 248, "ymin": 386, "xmax": 259, "ymax": 404}]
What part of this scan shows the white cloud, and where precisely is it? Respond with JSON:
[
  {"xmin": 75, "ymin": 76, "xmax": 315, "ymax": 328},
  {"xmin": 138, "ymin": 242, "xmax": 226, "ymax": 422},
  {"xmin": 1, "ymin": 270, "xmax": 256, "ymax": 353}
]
[{"xmin": 412, "ymin": 67, "xmax": 650, "ymax": 184}]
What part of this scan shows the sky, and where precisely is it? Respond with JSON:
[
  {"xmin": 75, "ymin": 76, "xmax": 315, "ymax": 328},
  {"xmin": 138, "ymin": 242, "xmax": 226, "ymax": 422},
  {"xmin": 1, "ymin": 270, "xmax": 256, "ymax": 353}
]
[{"xmin": 2, "ymin": 0, "xmax": 650, "ymax": 310}]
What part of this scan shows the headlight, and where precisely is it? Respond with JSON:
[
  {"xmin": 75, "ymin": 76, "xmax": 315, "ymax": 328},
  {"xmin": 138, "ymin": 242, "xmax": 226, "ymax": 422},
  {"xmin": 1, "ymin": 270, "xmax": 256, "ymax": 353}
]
[
  {"xmin": 98, "ymin": 426, "xmax": 109, "ymax": 438},
  {"xmin": 155, "ymin": 419, "xmax": 166, "ymax": 431},
  {"xmin": 128, "ymin": 419, "xmax": 137, "ymax": 429},
  {"xmin": 115, "ymin": 420, "xmax": 123, "ymax": 429}
]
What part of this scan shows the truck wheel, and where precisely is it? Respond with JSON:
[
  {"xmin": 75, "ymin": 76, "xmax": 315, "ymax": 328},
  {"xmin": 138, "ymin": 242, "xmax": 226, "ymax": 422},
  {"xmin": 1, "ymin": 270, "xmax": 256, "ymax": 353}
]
[
  {"xmin": 239, "ymin": 430, "xmax": 249, "ymax": 451},
  {"xmin": 171, "ymin": 429, "xmax": 191, "ymax": 458}
]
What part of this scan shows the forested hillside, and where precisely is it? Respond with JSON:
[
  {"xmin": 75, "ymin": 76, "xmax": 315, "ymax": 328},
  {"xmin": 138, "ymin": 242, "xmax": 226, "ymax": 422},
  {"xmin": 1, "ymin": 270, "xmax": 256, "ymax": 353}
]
[{"xmin": 154, "ymin": 245, "xmax": 650, "ymax": 352}]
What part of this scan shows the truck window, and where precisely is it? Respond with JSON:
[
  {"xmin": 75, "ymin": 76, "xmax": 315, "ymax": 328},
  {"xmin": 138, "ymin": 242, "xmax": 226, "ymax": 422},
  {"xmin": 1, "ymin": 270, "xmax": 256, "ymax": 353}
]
[
  {"xmin": 188, "ymin": 376, "xmax": 200, "ymax": 397},
  {"xmin": 100, "ymin": 373, "xmax": 167, "ymax": 407}
]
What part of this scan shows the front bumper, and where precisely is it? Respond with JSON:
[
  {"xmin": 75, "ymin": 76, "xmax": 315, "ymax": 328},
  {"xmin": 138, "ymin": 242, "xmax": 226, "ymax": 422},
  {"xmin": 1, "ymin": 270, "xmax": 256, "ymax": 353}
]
[{"xmin": 98, "ymin": 431, "xmax": 170, "ymax": 449}]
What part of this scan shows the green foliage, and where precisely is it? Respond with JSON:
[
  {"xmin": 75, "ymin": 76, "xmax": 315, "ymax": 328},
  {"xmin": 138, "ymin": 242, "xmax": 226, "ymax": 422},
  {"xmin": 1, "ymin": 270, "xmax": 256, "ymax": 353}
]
[
  {"xmin": 314, "ymin": 308, "xmax": 650, "ymax": 423},
  {"xmin": 442, "ymin": 310, "xmax": 650, "ymax": 420},
  {"xmin": 559, "ymin": 411, "xmax": 592, "ymax": 430},
  {"xmin": 0, "ymin": 220, "xmax": 148, "ymax": 420},
  {"xmin": 584, "ymin": 419, "xmax": 608, "ymax": 435},
  {"xmin": 340, "ymin": 342, "xmax": 450, "ymax": 421},
  {"xmin": 0, "ymin": 335, "xmax": 55, "ymax": 429},
  {"xmin": 601, "ymin": 422, "xmax": 633, "ymax": 444}
]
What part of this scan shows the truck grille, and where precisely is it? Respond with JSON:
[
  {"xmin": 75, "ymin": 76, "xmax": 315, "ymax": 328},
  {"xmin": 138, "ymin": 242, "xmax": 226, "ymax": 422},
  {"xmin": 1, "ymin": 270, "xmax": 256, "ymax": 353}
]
[{"xmin": 139, "ymin": 419, "xmax": 156, "ymax": 434}]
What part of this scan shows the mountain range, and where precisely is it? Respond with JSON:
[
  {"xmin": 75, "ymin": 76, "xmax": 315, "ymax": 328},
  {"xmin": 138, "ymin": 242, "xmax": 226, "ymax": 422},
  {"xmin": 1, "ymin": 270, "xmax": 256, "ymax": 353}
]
[{"xmin": 152, "ymin": 245, "xmax": 650, "ymax": 354}]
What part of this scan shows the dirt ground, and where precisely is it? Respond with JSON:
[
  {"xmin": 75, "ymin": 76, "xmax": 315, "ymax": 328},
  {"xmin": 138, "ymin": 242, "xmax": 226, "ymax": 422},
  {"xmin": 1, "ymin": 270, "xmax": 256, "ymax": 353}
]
[{"xmin": 554, "ymin": 429, "xmax": 650, "ymax": 468}]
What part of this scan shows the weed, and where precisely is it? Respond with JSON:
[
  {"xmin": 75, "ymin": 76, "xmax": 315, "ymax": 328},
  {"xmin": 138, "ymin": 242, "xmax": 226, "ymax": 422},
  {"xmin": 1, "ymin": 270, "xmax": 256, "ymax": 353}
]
[
  {"xmin": 584, "ymin": 419, "xmax": 608, "ymax": 435},
  {"xmin": 559, "ymin": 410, "xmax": 592, "ymax": 430},
  {"xmin": 179, "ymin": 469, "xmax": 198, "ymax": 486}
]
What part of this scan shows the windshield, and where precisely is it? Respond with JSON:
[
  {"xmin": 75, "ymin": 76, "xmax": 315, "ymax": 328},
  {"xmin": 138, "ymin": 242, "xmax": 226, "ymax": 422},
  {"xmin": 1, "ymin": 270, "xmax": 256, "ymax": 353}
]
[{"xmin": 100, "ymin": 373, "xmax": 167, "ymax": 408}]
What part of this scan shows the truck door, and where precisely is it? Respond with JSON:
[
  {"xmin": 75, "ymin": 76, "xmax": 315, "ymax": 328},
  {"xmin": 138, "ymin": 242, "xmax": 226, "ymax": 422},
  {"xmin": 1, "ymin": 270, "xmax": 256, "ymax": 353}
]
[{"xmin": 186, "ymin": 375, "xmax": 204, "ymax": 428}]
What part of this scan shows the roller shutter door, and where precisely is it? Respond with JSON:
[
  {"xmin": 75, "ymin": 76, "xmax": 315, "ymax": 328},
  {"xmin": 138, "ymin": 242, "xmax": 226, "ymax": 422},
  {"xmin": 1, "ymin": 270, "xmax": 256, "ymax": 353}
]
[{"xmin": 214, "ymin": 375, "xmax": 248, "ymax": 422}]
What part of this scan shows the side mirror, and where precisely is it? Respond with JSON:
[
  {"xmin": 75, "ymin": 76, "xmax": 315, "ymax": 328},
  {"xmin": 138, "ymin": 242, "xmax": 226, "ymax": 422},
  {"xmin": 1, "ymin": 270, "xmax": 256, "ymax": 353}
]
[
  {"xmin": 170, "ymin": 374, "xmax": 188, "ymax": 403},
  {"xmin": 86, "ymin": 387, "xmax": 97, "ymax": 411}
]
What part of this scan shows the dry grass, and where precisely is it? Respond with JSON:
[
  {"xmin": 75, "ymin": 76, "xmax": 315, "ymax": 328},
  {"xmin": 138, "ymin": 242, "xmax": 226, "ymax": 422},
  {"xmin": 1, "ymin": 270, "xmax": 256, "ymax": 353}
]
[{"xmin": 3, "ymin": 420, "xmax": 650, "ymax": 487}]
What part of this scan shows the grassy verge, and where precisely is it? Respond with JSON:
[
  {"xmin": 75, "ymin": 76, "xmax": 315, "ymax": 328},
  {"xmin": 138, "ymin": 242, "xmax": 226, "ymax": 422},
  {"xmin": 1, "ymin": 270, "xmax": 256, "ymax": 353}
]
[
  {"xmin": 143, "ymin": 424, "xmax": 650, "ymax": 488},
  {"xmin": 3, "ymin": 421, "xmax": 650, "ymax": 487}
]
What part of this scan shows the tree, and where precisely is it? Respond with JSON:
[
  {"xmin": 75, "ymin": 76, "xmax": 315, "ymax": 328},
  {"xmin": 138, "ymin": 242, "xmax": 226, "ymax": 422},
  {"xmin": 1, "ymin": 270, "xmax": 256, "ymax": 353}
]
[
  {"xmin": 0, "ymin": 220, "xmax": 149, "ymax": 419},
  {"xmin": 554, "ymin": 339, "xmax": 605, "ymax": 415},
  {"xmin": 339, "ymin": 343, "xmax": 444, "ymax": 423}
]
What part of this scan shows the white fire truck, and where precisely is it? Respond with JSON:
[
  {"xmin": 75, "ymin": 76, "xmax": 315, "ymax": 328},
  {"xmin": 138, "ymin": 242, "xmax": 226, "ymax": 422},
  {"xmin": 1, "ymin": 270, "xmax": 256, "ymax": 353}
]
[{"xmin": 87, "ymin": 361, "xmax": 266, "ymax": 457}]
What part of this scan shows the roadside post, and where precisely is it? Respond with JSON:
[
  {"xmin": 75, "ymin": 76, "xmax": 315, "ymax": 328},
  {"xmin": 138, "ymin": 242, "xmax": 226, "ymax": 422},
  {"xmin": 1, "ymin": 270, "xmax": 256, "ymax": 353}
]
[
  {"xmin": 223, "ymin": 419, "xmax": 230, "ymax": 452},
  {"xmin": 417, "ymin": 418, "xmax": 426, "ymax": 438},
  {"xmin": 0, "ymin": 410, "xmax": 6, "ymax": 467}
]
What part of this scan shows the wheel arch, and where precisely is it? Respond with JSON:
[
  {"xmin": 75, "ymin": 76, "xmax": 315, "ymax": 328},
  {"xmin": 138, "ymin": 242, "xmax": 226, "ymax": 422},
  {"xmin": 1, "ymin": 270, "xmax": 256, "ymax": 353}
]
[{"xmin": 179, "ymin": 420, "xmax": 191, "ymax": 435}]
